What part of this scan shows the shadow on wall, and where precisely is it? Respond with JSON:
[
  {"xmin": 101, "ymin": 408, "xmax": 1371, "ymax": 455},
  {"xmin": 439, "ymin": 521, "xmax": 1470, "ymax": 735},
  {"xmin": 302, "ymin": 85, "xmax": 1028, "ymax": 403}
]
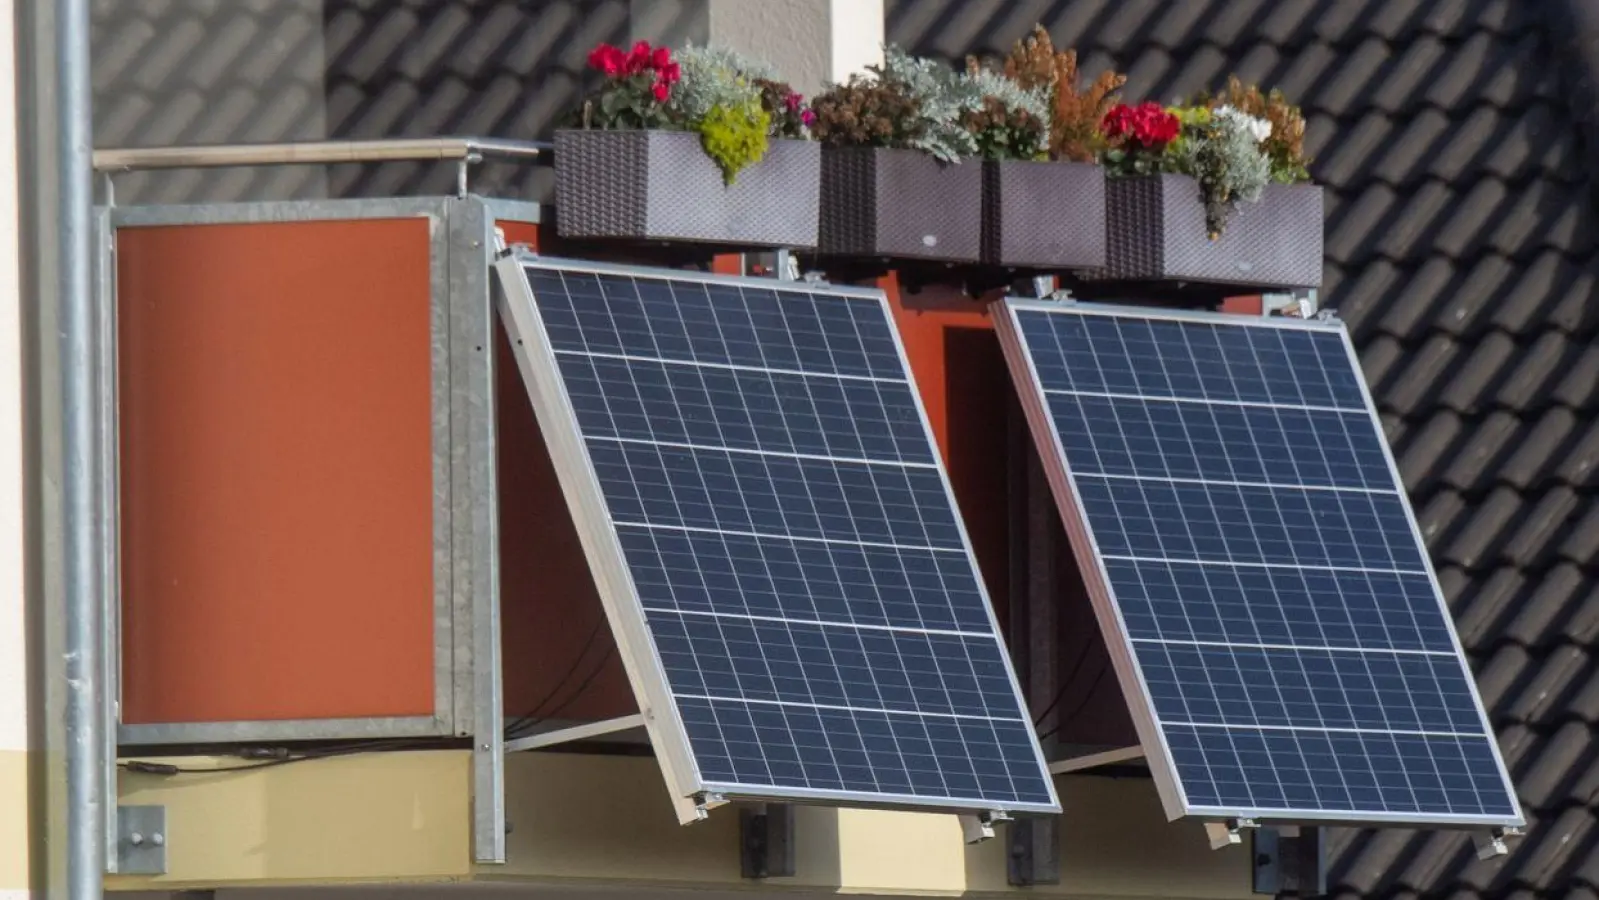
[{"xmin": 92, "ymin": 0, "xmax": 710, "ymax": 205}]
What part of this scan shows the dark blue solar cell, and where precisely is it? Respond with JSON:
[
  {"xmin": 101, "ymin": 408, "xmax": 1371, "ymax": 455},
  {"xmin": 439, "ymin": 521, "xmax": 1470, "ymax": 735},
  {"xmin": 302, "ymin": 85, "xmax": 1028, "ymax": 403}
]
[
  {"xmin": 558, "ymin": 354, "xmax": 934, "ymax": 464},
  {"xmin": 531, "ymin": 268, "xmax": 906, "ymax": 380},
  {"xmin": 647, "ymin": 611, "xmax": 1017, "ymax": 719},
  {"xmin": 1103, "ymin": 559, "xmax": 1454, "ymax": 652},
  {"xmin": 1165, "ymin": 725, "xmax": 1518, "ymax": 817},
  {"xmin": 1137, "ymin": 643, "xmax": 1485, "ymax": 732},
  {"xmin": 512, "ymin": 263, "xmax": 1055, "ymax": 812},
  {"xmin": 615, "ymin": 525, "xmax": 991, "ymax": 632},
  {"xmin": 676, "ymin": 696, "xmax": 1054, "ymax": 804},
  {"xmin": 1074, "ymin": 476, "xmax": 1426, "ymax": 571},
  {"xmin": 1005, "ymin": 303, "xmax": 1518, "ymax": 823},
  {"xmin": 1050, "ymin": 394, "xmax": 1392, "ymax": 489}
]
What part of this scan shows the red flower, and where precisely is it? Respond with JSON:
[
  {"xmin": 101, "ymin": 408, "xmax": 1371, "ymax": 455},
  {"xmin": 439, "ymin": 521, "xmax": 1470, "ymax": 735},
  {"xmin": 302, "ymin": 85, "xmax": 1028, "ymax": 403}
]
[
  {"xmin": 586, "ymin": 43, "xmax": 625, "ymax": 77},
  {"xmin": 660, "ymin": 62, "xmax": 681, "ymax": 84},
  {"xmin": 625, "ymin": 40, "xmax": 653, "ymax": 74},
  {"xmin": 652, "ymin": 80, "xmax": 670, "ymax": 102},
  {"xmin": 651, "ymin": 46, "xmax": 673, "ymax": 69},
  {"xmin": 1102, "ymin": 102, "xmax": 1180, "ymax": 149}
]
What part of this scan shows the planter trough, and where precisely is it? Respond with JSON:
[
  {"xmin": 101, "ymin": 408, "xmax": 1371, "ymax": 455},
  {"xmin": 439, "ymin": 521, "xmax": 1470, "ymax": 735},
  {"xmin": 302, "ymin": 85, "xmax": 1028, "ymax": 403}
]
[
  {"xmin": 1096, "ymin": 173, "xmax": 1323, "ymax": 288},
  {"xmin": 818, "ymin": 146, "xmax": 982, "ymax": 263},
  {"xmin": 982, "ymin": 159, "xmax": 1106, "ymax": 269},
  {"xmin": 554, "ymin": 129, "xmax": 820, "ymax": 249}
]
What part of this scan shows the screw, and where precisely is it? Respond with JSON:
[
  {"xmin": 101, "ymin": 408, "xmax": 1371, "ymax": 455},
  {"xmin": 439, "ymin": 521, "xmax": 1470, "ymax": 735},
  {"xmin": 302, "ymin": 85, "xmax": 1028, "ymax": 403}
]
[
  {"xmin": 152, "ymin": 834, "xmax": 165, "ymax": 847},
  {"xmin": 129, "ymin": 833, "xmax": 143, "ymax": 846}
]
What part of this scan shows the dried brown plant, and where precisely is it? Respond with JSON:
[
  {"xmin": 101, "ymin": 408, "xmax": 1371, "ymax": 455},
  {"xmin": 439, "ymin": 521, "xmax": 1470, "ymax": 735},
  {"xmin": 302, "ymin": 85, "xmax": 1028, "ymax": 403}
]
[
  {"xmin": 1200, "ymin": 74, "xmax": 1312, "ymax": 182},
  {"xmin": 810, "ymin": 75, "xmax": 925, "ymax": 149},
  {"xmin": 995, "ymin": 25, "xmax": 1126, "ymax": 162}
]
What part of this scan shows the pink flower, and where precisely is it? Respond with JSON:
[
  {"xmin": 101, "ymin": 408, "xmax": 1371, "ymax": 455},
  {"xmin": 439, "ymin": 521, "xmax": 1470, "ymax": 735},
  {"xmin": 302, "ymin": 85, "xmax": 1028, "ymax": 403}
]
[
  {"xmin": 660, "ymin": 62, "xmax": 681, "ymax": 84},
  {"xmin": 651, "ymin": 46, "xmax": 673, "ymax": 69},
  {"xmin": 652, "ymin": 80, "xmax": 670, "ymax": 102},
  {"xmin": 800, "ymin": 108, "xmax": 816, "ymax": 127}
]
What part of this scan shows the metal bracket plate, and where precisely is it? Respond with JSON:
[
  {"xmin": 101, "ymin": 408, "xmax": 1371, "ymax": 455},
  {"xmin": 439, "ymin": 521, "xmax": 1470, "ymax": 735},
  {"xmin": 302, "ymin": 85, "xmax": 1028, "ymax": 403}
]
[
  {"xmin": 1006, "ymin": 817, "xmax": 1061, "ymax": 885},
  {"xmin": 1252, "ymin": 826, "xmax": 1326, "ymax": 897},
  {"xmin": 116, "ymin": 805, "xmax": 167, "ymax": 875},
  {"xmin": 739, "ymin": 803, "xmax": 796, "ymax": 879}
]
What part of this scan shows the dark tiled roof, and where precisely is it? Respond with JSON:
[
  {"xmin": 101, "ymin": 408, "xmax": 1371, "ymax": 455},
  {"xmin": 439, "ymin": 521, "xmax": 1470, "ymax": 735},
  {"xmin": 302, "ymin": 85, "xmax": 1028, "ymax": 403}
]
[{"xmin": 889, "ymin": 0, "xmax": 1599, "ymax": 895}]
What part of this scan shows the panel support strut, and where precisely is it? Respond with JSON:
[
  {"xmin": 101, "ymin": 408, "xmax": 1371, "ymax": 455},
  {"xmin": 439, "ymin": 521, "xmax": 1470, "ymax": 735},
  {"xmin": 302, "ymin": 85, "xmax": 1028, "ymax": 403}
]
[
  {"xmin": 739, "ymin": 803, "xmax": 796, "ymax": 879},
  {"xmin": 502, "ymin": 714, "xmax": 646, "ymax": 753},
  {"xmin": 1473, "ymin": 827, "xmax": 1519, "ymax": 860},
  {"xmin": 1205, "ymin": 818, "xmax": 1258, "ymax": 850},
  {"xmin": 959, "ymin": 810, "xmax": 1011, "ymax": 845}
]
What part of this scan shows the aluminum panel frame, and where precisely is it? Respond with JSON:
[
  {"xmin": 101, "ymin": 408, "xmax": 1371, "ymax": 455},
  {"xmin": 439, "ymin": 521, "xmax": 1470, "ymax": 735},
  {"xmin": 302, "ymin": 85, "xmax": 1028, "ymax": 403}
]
[
  {"xmin": 991, "ymin": 297, "xmax": 1525, "ymax": 830},
  {"xmin": 491, "ymin": 251, "xmax": 1061, "ymax": 819},
  {"xmin": 106, "ymin": 196, "xmax": 472, "ymax": 747}
]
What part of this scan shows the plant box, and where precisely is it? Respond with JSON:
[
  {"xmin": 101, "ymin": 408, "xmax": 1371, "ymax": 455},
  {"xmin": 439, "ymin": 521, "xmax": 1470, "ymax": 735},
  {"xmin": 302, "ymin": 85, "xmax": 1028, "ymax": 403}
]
[
  {"xmin": 1097, "ymin": 173, "xmax": 1323, "ymax": 288},
  {"xmin": 818, "ymin": 146, "xmax": 981, "ymax": 263},
  {"xmin": 982, "ymin": 159, "xmax": 1106, "ymax": 268},
  {"xmin": 553, "ymin": 129, "xmax": 820, "ymax": 249}
]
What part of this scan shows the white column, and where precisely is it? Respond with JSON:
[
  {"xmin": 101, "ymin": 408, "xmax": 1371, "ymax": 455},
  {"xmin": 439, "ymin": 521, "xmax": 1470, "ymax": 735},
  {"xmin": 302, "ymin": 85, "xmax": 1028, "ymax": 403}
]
[
  {"xmin": 0, "ymin": 0, "xmax": 31, "ymax": 895},
  {"xmin": 704, "ymin": 0, "xmax": 884, "ymax": 96}
]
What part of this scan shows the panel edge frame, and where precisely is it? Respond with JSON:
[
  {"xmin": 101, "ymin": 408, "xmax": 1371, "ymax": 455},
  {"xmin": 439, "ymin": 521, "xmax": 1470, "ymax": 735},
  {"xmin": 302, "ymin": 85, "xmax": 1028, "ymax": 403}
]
[
  {"xmin": 491, "ymin": 253, "xmax": 709, "ymax": 825},
  {"xmin": 990, "ymin": 299, "xmax": 1190, "ymax": 822}
]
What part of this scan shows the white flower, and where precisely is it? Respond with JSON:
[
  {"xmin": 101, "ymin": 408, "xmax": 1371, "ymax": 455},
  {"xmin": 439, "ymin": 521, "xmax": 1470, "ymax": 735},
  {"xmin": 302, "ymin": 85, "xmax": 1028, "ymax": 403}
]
[{"xmin": 1215, "ymin": 105, "xmax": 1272, "ymax": 143}]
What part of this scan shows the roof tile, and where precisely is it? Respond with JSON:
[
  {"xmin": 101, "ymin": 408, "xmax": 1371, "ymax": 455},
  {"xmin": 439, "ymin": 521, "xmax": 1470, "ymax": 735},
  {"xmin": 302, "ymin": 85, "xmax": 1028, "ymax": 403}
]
[
  {"xmin": 1503, "ymin": 643, "xmax": 1589, "ymax": 724},
  {"xmin": 1502, "ymin": 485, "xmax": 1582, "ymax": 567},
  {"xmin": 1504, "ymin": 563, "xmax": 1592, "ymax": 648},
  {"xmin": 1455, "ymin": 567, "xmax": 1528, "ymax": 647},
  {"xmin": 1440, "ymin": 486, "xmax": 1522, "ymax": 568},
  {"xmin": 1440, "ymin": 331, "xmax": 1517, "ymax": 413},
  {"xmin": 1519, "ymin": 722, "xmax": 1592, "ymax": 809},
  {"xmin": 1493, "ymin": 330, "xmax": 1569, "ymax": 411},
  {"xmin": 1440, "ymin": 410, "xmax": 1519, "ymax": 492}
]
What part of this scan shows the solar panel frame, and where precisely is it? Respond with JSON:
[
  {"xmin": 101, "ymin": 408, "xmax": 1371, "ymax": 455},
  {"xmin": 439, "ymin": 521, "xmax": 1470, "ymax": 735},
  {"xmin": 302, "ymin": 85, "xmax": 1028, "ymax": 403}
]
[
  {"xmin": 492, "ymin": 250, "xmax": 1061, "ymax": 819},
  {"xmin": 992, "ymin": 297, "xmax": 1523, "ymax": 830}
]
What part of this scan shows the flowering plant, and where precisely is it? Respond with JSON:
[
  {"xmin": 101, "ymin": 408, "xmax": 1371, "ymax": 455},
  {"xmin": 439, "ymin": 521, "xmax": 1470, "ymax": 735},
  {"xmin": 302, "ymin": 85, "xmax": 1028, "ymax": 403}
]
[
  {"xmin": 573, "ymin": 40, "xmax": 681, "ymax": 130},
  {"xmin": 570, "ymin": 41, "xmax": 813, "ymax": 184},
  {"xmin": 1000, "ymin": 26, "xmax": 1125, "ymax": 163},
  {"xmin": 1167, "ymin": 104, "xmax": 1273, "ymax": 238},
  {"xmin": 1196, "ymin": 75, "xmax": 1312, "ymax": 183},
  {"xmin": 1100, "ymin": 101, "xmax": 1182, "ymax": 176}
]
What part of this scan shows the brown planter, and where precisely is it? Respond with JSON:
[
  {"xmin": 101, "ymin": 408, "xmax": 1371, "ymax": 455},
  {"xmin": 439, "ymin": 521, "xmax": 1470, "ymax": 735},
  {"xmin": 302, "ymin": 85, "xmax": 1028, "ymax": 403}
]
[
  {"xmin": 553, "ymin": 129, "xmax": 820, "ymax": 249},
  {"xmin": 818, "ymin": 146, "xmax": 982, "ymax": 263},
  {"xmin": 982, "ymin": 159, "xmax": 1106, "ymax": 268},
  {"xmin": 1096, "ymin": 174, "xmax": 1323, "ymax": 288}
]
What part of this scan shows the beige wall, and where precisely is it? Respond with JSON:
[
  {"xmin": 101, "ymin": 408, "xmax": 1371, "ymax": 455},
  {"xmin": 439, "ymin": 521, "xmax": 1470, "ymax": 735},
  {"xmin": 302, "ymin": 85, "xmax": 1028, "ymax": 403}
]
[{"xmin": 0, "ymin": 0, "xmax": 29, "ymax": 890}]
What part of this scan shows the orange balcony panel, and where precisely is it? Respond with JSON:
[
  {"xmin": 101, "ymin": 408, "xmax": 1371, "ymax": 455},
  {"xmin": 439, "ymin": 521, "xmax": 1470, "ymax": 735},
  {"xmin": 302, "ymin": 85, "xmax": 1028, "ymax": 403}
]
[{"xmin": 118, "ymin": 218, "xmax": 437, "ymax": 725}]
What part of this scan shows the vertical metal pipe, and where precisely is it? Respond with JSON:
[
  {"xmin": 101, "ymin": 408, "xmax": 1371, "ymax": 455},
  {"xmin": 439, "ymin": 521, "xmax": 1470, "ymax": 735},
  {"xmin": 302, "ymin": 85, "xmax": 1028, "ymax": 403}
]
[{"xmin": 58, "ymin": 0, "xmax": 106, "ymax": 895}]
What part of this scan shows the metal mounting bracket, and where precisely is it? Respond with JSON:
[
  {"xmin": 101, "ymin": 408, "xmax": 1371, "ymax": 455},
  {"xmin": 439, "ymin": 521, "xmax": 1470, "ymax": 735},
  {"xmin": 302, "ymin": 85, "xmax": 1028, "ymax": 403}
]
[
  {"xmin": 1252, "ymin": 826, "xmax": 1326, "ymax": 897},
  {"xmin": 115, "ymin": 805, "xmax": 167, "ymax": 875},
  {"xmin": 1006, "ymin": 817, "xmax": 1061, "ymax": 886},
  {"xmin": 958, "ymin": 810, "xmax": 1011, "ymax": 845},
  {"xmin": 1205, "ymin": 817, "xmax": 1258, "ymax": 850},
  {"xmin": 739, "ymin": 803, "xmax": 796, "ymax": 879},
  {"xmin": 1472, "ymin": 826, "xmax": 1519, "ymax": 860}
]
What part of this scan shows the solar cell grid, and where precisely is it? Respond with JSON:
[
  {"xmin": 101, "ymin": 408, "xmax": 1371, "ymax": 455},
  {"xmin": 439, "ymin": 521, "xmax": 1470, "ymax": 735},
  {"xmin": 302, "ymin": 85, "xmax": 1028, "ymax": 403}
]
[
  {"xmin": 498, "ymin": 257, "xmax": 1058, "ymax": 815},
  {"xmin": 999, "ymin": 301, "xmax": 1522, "ymax": 827}
]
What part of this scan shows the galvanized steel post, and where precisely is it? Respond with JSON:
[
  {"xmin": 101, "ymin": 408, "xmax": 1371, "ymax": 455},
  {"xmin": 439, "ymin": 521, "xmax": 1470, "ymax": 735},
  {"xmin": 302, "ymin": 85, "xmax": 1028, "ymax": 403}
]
[{"xmin": 57, "ymin": 0, "xmax": 106, "ymax": 896}]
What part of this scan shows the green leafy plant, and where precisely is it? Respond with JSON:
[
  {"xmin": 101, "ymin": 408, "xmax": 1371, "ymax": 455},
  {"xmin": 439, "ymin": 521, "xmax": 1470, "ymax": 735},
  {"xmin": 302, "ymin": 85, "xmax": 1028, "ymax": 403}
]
[
  {"xmin": 664, "ymin": 43, "xmax": 808, "ymax": 182},
  {"xmin": 699, "ymin": 99, "xmax": 771, "ymax": 184}
]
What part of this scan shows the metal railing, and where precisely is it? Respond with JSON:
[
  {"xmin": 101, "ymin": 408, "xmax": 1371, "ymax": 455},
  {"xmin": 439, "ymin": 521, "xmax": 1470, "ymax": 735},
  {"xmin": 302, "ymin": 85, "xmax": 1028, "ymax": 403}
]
[{"xmin": 92, "ymin": 136, "xmax": 553, "ymax": 196}]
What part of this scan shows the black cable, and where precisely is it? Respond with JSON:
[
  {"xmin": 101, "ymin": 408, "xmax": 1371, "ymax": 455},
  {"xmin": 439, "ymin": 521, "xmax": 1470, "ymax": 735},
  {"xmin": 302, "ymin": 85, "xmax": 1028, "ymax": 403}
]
[
  {"xmin": 1035, "ymin": 658, "xmax": 1110, "ymax": 743},
  {"xmin": 505, "ymin": 616, "xmax": 606, "ymax": 737},
  {"xmin": 506, "ymin": 642, "xmax": 617, "ymax": 739},
  {"xmin": 1030, "ymin": 634, "xmax": 1092, "ymax": 727},
  {"xmin": 119, "ymin": 738, "xmax": 429, "ymax": 776}
]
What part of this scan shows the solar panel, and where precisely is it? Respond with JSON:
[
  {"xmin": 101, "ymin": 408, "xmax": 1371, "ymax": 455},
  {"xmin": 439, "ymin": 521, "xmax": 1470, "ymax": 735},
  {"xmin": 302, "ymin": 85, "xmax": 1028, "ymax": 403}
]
[
  {"xmin": 494, "ymin": 253, "xmax": 1059, "ymax": 818},
  {"xmin": 993, "ymin": 300, "xmax": 1523, "ymax": 829}
]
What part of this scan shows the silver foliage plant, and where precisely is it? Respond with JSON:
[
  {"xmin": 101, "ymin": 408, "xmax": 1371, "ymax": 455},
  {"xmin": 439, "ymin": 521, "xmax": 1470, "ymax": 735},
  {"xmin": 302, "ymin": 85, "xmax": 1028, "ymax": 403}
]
[
  {"xmin": 877, "ymin": 45, "xmax": 978, "ymax": 163},
  {"xmin": 666, "ymin": 43, "xmax": 773, "ymax": 124},
  {"xmin": 959, "ymin": 66, "xmax": 1051, "ymax": 128},
  {"xmin": 1174, "ymin": 106, "xmax": 1272, "ymax": 204}
]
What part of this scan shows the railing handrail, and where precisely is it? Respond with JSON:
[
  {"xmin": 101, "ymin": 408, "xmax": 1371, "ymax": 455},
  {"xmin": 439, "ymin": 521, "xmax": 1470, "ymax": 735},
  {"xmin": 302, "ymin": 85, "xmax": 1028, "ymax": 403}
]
[{"xmin": 92, "ymin": 137, "xmax": 551, "ymax": 173}]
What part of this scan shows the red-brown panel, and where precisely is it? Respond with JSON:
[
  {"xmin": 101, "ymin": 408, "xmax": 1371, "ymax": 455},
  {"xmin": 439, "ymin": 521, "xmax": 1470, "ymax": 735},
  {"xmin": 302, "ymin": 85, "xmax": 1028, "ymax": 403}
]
[
  {"xmin": 493, "ymin": 220, "xmax": 637, "ymax": 721},
  {"xmin": 119, "ymin": 218, "xmax": 437, "ymax": 724}
]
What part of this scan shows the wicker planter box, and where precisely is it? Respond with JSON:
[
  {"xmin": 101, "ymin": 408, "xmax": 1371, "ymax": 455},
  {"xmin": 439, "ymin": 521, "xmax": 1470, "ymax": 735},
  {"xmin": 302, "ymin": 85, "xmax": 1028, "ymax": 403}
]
[
  {"xmin": 553, "ymin": 129, "xmax": 820, "ymax": 249},
  {"xmin": 1098, "ymin": 174, "xmax": 1323, "ymax": 288},
  {"xmin": 818, "ymin": 146, "xmax": 981, "ymax": 263},
  {"xmin": 982, "ymin": 159, "xmax": 1106, "ymax": 268}
]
